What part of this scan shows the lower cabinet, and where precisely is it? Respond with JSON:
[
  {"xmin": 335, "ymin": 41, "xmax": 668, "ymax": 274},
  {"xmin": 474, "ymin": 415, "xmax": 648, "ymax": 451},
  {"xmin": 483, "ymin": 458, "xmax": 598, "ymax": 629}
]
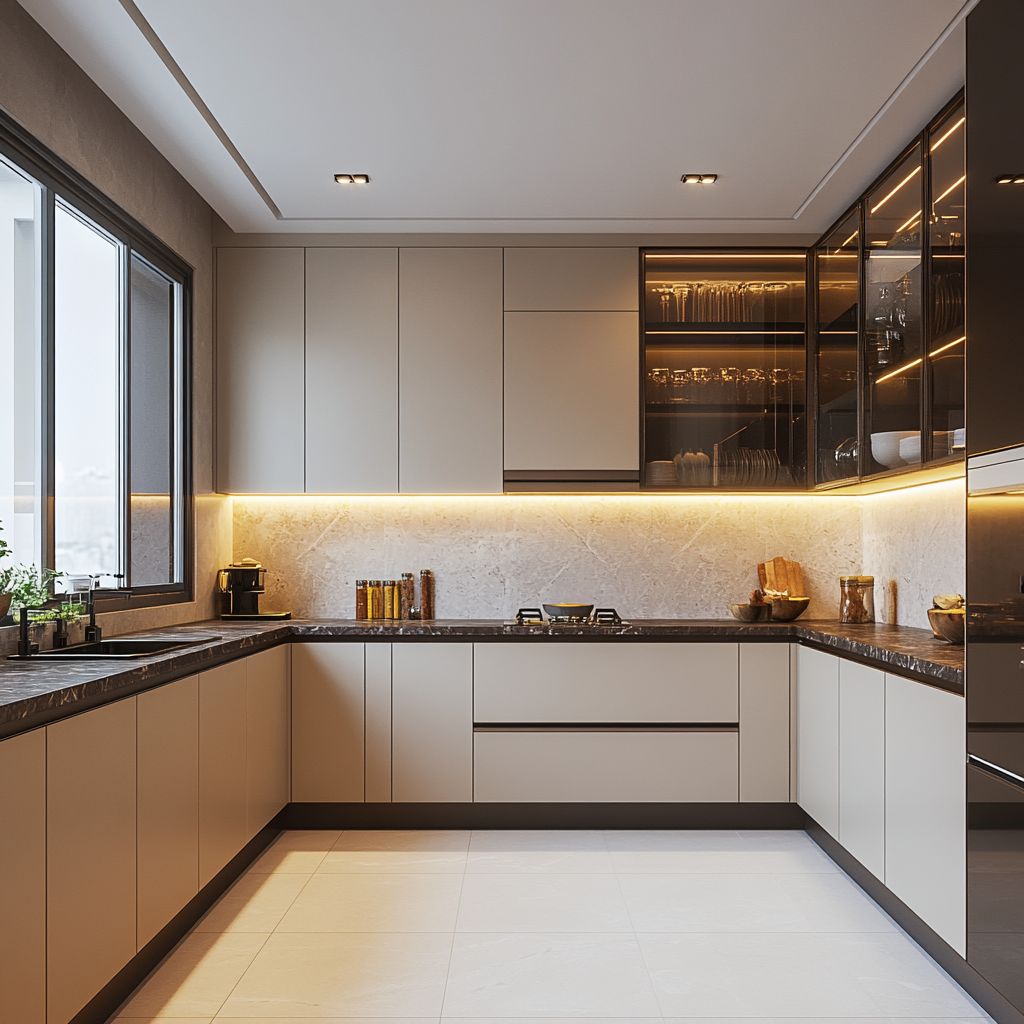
[
  {"xmin": 795, "ymin": 645, "xmax": 840, "ymax": 838},
  {"xmin": 885, "ymin": 674, "xmax": 967, "ymax": 955},
  {"xmin": 795, "ymin": 647, "xmax": 967, "ymax": 955},
  {"xmin": 292, "ymin": 642, "xmax": 365, "ymax": 802},
  {"xmin": 137, "ymin": 676, "xmax": 200, "ymax": 949},
  {"xmin": 392, "ymin": 642, "xmax": 473, "ymax": 802},
  {"xmin": 474, "ymin": 728, "xmax": 738, "ymax": 802},
  {"xmin": 0, "ymin": 727, "xmax": 46, "ymax": 1024},
  {"xmin": 246, "ymin": 645, "xmax": 291, "ymax": 836},
  {"xmin": 198, "ymin": 659, "xmax": 248, "ymax": 887},
  {"xmin": 739, "ymin": 644, "xmax": 790, "ymax": 802},
  {"xmin": 838, "ymin": 660, "xmax": 885, "ymax": 881},
  {"xmin": 47, "ymin": 698, "xmax": 137, "ymax": 1024}
]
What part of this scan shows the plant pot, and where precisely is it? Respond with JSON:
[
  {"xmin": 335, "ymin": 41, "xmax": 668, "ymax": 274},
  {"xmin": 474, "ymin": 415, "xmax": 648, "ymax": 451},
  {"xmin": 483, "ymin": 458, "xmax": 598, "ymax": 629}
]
[{"xmin": 0, "ymin": 593, "xmax": 11, "ymax": 621}]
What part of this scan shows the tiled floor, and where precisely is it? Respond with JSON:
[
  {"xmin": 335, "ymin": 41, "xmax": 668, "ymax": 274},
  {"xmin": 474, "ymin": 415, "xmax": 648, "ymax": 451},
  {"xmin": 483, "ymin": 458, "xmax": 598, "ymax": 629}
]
[{"xmin": 111, "ymin": 828, "xmax": 992, "ymax": 1022}]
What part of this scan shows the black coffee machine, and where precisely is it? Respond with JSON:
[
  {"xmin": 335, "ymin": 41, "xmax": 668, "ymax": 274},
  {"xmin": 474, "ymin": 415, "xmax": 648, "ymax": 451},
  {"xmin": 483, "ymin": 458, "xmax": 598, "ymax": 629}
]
[{"xmin": 217, "ymin": 558, "xmax": 291, "ymax": 620}]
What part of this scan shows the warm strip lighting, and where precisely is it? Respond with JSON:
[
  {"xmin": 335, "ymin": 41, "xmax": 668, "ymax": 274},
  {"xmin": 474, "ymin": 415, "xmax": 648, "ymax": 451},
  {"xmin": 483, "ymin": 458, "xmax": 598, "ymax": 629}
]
[
  {"xmin": 875, "ymin": 358, "xmax": 922, "ymax": 384},
  {"xmin": 930, "ymin": 116, "xmax": 965, "ymax": 152},
  {"xmin": 647, "ymin": 330, "xmax": 805, "ymax": 335},
  {"xmin": 841, "ymin": 230, "xmax": 859, "ymax": 247},
  {"xmin": 875, "ymin": 335, "xmax": 965, "ymax": 383},
  {"xmin": 870, "ymin": 165, "xmax": 921, "ymax": 213},
  {"xmin": 932, "ymin": 175, "xmax": 966, "ymax": 206},
  {"xmin": 895, "ymin": 211, "xmax": 921, "ymax": 234},
  {"xmin": 931, "ymin": 334, "xmax": 967, "ymax": 357},
  {"xmin": 645, "ymin": 254, "xmax": 807, "ymax": 260}
]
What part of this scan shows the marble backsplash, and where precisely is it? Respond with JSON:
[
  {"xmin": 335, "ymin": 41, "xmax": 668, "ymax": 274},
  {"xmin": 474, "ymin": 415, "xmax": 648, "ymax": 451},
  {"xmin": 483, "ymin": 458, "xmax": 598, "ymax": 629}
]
[{"xmin": 233, "ymin": 481, "xmax": 965, "ymax": 630}]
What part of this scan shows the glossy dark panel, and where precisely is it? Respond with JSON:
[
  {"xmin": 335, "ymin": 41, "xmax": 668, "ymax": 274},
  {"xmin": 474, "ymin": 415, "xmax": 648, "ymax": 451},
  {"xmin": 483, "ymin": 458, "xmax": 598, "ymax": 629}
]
[
  {"xmin": 968, "ymin": 765, "xmax": 1024, "ymax": 1013},
  {"xmin": 966, "ymin": 0, "xmax": 1024, "ymax": 456}
]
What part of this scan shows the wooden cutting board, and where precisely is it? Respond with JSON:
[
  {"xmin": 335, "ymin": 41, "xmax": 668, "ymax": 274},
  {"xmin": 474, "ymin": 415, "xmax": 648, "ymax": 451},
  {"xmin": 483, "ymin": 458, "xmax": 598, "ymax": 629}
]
[{"xmin": 758, "ymin": 557, "xmax": 807, "ymax": 598}]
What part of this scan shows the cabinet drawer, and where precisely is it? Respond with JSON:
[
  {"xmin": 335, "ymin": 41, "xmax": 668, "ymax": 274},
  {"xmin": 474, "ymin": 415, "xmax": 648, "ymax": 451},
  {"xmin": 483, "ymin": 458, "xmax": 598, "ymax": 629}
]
[
  {"xmin": 474, "ymin": 729, "xmax": 738, "ymax": 802},
  {"xmin": 473, "ymin": 643, "xmax": 738, "ymax": 723}
]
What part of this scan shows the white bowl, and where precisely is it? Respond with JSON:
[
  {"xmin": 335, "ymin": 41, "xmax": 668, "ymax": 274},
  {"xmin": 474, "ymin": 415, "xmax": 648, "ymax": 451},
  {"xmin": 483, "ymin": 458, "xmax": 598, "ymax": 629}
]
[
  {"xmin": 870, "ymin": 430, "xmax": 919, "ymax": 469},
  {"xmin": 899, "ymin": 431, "xmax": 956, "ymax": 465}
]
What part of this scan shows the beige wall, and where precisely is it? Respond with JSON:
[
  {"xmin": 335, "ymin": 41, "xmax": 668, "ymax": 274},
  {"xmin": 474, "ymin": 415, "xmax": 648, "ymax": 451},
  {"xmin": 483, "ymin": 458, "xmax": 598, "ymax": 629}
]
[
  {"xmin": 232, "ymin": 479, "xmax": 965, "ymax": 630},
  {"xmin": 0, "ymin": 0, "xmax": 229, "ymax": 635}
]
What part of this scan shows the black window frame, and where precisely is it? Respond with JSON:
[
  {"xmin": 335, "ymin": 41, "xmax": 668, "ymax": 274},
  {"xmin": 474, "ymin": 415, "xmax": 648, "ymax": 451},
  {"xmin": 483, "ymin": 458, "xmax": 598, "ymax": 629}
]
[{"xmin": 0, "ymin": 109, "xmax": 194, "ymax": 610}]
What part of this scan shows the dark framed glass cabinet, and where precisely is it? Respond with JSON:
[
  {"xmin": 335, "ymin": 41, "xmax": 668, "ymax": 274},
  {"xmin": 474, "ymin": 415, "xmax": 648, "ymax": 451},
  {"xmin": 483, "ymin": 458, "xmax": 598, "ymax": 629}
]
[{"xmin": 641, "ymin": 251, "xmax": 808, "ymax": 489}]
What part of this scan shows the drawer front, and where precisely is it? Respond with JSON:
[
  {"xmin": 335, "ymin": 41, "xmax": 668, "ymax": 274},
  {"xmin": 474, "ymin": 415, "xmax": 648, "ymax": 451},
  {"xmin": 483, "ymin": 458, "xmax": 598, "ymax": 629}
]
[
  {"xmin": 474, "ymin": 729, "xmax": 738, "ymax": 802},
  {"xmin": 473, "ymin": 642, "xmax": 738, "ymax": 723}
]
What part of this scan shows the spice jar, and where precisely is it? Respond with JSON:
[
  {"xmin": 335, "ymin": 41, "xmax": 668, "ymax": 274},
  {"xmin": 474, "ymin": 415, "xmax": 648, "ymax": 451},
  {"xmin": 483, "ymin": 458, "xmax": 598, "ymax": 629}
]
[
  {"xmin": 383, "ymin": 581, "xmax": 397, "ymax": 619},
  {"xmin": 419, "ymin": 569, "xmax": 435, "ymax": 620},
  {"xmin": 355, "ymin": 580, "xmax": 368, "ymax": 620},
  {"xmin": 839, "ymin": 576, "xmax": 875, "ymax": 623},
  {"xmin": 399, "ymin": 573, "xmax": 415, "ymax": 619},
  {"xmin": 368, "ymin": 581, "xmax": 383, "ymax": 619}
]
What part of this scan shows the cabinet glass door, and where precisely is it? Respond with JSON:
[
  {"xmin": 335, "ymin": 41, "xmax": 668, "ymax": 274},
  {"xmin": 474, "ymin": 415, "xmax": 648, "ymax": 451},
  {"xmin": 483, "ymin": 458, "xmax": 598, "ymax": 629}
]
[
  {"xmin": 864, "ymin": 145, "xmax": 924, "ymax": 474},
  {"xmin": 642, "ymin": 252, "xmax": 807, "ymax": 489},
  {"xmin": 928, "ymin": 101, "xmax": 966, "ymax": 461},
  {"xmin": 816, "ymin": 212, "xmax": 860, "ymax": 483}
]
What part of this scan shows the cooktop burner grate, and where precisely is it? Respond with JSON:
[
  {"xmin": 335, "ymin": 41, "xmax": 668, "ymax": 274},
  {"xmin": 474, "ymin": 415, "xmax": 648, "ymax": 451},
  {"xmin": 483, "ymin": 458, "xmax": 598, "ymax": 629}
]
[{"xmin": 511, "ymin": 607, "xmax": 626, "ymax": 626}]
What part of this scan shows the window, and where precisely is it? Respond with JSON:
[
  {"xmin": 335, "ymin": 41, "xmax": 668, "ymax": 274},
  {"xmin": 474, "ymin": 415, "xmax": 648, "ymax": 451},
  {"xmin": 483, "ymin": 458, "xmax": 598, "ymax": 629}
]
[{"xmin": 0, "ymin": 116, "xmax": 191, "ymax": 607}]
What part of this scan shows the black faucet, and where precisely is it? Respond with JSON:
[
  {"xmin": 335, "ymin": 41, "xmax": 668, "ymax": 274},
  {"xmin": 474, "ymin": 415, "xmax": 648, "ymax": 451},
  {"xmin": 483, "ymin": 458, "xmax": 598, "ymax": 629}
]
[
  {"xmin": 84, "ymin": 575, "xmax": 132, "ymax": 643},
  {"xmin": 18, "ymin": 607, "xmax": 40, "ymax": 657}
]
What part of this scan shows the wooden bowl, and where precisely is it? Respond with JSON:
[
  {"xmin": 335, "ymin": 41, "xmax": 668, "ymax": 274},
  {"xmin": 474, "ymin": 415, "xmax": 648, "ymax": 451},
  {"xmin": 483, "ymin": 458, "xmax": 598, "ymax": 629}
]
[
  {"xmin": 927, "ymin": 607, "xmax": 964, "ymax": 644},
  {"xmin": 729, "ymin": 602, "xmax": 771, "ymax": 622},
  {"xmin": 767, "ymin": 597, "xmax": 810, "ymax": 622}
]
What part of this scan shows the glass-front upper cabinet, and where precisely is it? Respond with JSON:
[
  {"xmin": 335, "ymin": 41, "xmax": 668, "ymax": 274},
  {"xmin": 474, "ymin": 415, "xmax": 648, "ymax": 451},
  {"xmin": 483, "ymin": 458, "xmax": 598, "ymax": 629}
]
[
  {"xmin": 928, "ymin": 100, "xmax": 965, "ymax": 459},
  {"xmin": 864, "ymin": 144, "xmax": 924, "ymax": 474},
  {"xmin": 815, "ymin": 211, "xmax": 860, "ymax": 483},
  {"xmin": 642, "ymin": 251, "xmax": 807, "ymax": 489}
]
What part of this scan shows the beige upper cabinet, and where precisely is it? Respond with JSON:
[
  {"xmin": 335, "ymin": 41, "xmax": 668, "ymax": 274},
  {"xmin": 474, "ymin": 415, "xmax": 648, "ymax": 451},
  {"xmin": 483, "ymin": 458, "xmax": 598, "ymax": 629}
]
[
  {"xmin": 217, "ymin": 248, "xmax": 305, "ymax": 493},
  {"xmin": 504, "ymin": 311, "xmax": 639, "ymax": 474},
  {"xmin": 504, "ymin": 248, "xmax": 639, "ymax": 311},
  {"xmin": 398, "ymin": 248, "xmax": 503, "ymax": 493},
  {"xmin": 305, "ymin": 249, "xmax": 398, "ymax": 493}
]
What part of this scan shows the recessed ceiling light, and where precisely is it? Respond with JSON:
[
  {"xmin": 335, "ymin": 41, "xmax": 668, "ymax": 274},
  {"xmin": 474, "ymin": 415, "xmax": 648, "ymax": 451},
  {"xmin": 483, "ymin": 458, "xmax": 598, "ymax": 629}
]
[
  {"xmin": 335, "ymin": 173, "xmax": 370, "ymax": 184},
  {"xmin": 680, "ymin": 173, "xmax": 717, "ymax": 184}
]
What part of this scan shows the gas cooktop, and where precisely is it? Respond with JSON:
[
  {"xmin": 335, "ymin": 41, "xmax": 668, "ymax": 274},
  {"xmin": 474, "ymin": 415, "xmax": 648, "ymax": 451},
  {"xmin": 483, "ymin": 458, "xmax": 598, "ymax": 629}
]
[{"xmin": 505, "ymin": 607, "xmax": 628, "ymax": 627}]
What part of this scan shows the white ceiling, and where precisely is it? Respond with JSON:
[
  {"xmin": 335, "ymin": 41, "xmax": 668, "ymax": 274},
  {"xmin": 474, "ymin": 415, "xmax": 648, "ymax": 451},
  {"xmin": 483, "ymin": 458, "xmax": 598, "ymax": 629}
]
[{"xmin": 17, "ymin": 0, "xmax": 973, "ymax": 235}]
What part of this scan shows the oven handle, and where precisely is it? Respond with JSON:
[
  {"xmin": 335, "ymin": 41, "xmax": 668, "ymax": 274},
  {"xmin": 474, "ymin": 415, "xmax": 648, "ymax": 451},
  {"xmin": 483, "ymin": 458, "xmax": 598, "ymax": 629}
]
[{"xmin": 969, "ymin": 753, "xmax": 1024, "ymax": 792}]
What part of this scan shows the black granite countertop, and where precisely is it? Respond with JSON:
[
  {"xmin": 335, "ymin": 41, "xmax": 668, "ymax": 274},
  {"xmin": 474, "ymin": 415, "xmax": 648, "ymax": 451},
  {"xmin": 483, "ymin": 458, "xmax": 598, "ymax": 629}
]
[{"xmin": 0, "ymin": 618, "xmax": 963, "ymax": 740}]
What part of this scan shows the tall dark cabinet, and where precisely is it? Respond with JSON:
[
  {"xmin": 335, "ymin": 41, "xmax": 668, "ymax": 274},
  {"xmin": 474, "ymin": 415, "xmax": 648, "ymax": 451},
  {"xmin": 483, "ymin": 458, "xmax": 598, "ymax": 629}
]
[{"xmin": 965, "ymin": 1, "xmax": 1024, "ymax": 1018}]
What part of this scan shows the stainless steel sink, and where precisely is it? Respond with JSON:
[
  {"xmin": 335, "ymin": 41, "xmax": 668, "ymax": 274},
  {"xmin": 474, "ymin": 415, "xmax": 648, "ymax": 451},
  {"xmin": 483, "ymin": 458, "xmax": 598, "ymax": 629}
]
[{"xmin": 30, "ymin": 637, "xmax": 220, "ymax": 659}]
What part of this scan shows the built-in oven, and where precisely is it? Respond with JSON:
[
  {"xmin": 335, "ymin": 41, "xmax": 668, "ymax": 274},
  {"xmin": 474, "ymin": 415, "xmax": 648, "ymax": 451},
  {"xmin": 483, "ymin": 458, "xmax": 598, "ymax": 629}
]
[{"xmin": 967, "ymin": 448, "xmax": 1024, "ymax": 1014}]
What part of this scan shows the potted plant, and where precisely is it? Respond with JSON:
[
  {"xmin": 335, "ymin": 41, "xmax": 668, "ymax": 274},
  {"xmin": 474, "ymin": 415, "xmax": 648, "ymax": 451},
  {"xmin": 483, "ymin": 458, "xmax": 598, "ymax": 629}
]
[
  {"xmin": 0, "ymin": 522, "xmax": 10, "ymax": 622},
  {"xmin": 1, "ymin": 564, "xmax": 65, "ymax": 623}
]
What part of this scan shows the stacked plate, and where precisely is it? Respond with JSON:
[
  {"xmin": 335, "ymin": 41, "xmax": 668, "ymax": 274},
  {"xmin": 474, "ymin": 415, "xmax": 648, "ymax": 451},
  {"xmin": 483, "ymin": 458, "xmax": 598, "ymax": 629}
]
[
  {"xmin": 717, "ymin": 448, "xmax": 781, "ymax": 487},
  {"xmin": 645, "ymin": 461, "xmax": 678, "ymax": 487}
]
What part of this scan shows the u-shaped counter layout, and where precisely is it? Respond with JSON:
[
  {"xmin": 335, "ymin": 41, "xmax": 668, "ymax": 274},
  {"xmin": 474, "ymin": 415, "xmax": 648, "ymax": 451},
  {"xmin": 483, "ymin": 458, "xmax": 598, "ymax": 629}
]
[{"xmin": 0, "ymin": 618, "xmax": 967, "ymax": 1024}]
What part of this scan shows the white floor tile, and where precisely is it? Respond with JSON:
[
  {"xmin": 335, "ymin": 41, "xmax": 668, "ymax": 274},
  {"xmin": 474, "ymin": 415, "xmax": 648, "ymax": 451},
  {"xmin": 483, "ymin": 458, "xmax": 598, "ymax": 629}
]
[
  {"xmin": 773, "ymin": 872, "xmax": 899, "ymax": 932},
  {"xmin": 604, "ymin": 829, "xmax": 838, "ymax": 874},
  {"xmin": 618, "ymin": 873, "xmax": 812, "ymax": 932},
  {"xmin": 443, "ymin": 932, "xmax": 662, "ymax": 1017},
  {"xmin": 276, "ymin": 872, "xmax": 464, "ymax": 932},
  {"xmin": 218, "ymin": 932, "xmax": 454, "ymax": 1017},
  {"xmin": 117, "ymin": 932, "xmax": 270, "ymax": 1018},
  {"xmin": 196, "ymin": 873, "xmax": 309, "ymax": 933},
  {"xmin": 247, "ymin": 831, "xmax": 340, "ymax": 874},
  {"xmin": 457, "ymin": 872, "xmax": 632, "ymax": 932},
  {"xmin": 467, "ymin": 829, "xmax": 614, "ymax": 873},
  {"xmin": 821, "ymin": 933, "xmax": 990, "ymax": 1017},
  {"xmin": 318, "ymin": 829, "xmax": 469, "ymax": 874},
  {"xmin": 638, "ymin": 931, "xmax": 885, "ymax": 1017}
]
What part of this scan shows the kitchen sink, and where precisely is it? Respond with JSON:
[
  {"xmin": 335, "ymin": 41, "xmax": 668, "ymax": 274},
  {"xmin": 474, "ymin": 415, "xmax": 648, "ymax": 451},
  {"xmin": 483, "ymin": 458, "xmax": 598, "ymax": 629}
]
[{"xmin": 30, "ymin": 637, "xmax": 221, "ymax": 659}]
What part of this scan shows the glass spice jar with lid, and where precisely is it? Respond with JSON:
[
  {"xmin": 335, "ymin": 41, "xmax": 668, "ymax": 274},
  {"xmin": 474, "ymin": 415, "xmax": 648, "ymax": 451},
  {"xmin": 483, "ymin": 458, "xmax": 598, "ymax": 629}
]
[{"xmin": 839, "ymin": 576, "xmax": 875, "ymax": 623}]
